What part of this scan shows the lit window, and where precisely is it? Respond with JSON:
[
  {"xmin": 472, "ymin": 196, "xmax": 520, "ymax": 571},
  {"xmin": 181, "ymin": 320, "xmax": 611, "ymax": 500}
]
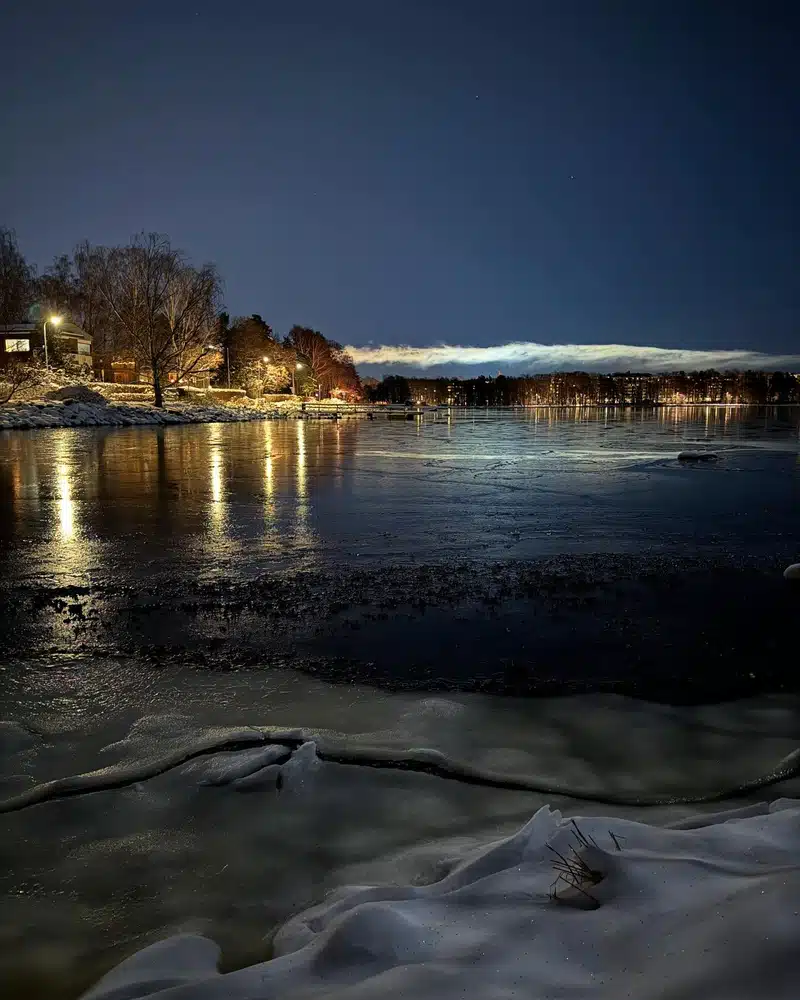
[
  {"xmin": 3, "ymin": 338, "xmax": 30, "ymax": 352},
  {"xmin": 77, "ymin": 342, "xmax": 91, "ymax": 354}
]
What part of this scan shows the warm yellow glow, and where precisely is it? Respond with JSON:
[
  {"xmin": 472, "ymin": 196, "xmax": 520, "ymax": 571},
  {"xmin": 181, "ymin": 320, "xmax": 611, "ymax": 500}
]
[
  {"xmin": 57, "ymin": 464, "xmax": 74, "ymax": 539},
  {"xmin": 211, "ymin": 452, "xmax": 223, "ymax": 504},
  {"xmin": 207, "ymin": 425, "xmax": 226, "ymax": 534},
  {"xmin": 296, "ymin": 419, "xmax": 307, "ymax": 497},
  {"xmin": 263, "ymin": 423, "xmax": 275, "ymax": 507},
  {"xmin": 296, "ymin": 362, "xmax": 304, "ymax": 370},
  {"xmin": 262, "ymin": 356, "xmax": 270, "ymax": 362},
  {"xmin": 49, "ymin": 315, "xmax": 63, "ymax": 326}
]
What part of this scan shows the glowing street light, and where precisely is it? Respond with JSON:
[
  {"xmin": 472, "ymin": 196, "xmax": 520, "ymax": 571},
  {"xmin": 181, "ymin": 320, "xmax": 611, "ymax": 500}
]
[
  {"xmin": 292, "ymin": 362, "xmax": 304, "ymax": 395},
  {"xmin": 43, "ymin": 315, "xmax": 62, "ymax": 368}
]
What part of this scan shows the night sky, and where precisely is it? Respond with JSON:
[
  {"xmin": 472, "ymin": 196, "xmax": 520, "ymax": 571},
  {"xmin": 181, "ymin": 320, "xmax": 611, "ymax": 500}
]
[{"xmin": 3, "ymin": 1, "xmax": 799, "ymax": 374}]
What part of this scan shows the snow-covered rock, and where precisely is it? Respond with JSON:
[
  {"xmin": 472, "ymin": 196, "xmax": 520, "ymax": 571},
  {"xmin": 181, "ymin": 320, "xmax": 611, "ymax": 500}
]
[
  {"xmin": 45, "ymin": 385, "xmax": 108, "ymax": 405},
  {"xmin": 82, "ymin": 801, "xmax": 800, "ymax": 1000},
  {"xmin": 677, "ymin": 450, "xmax": 719, "ymax": 462},
  {"xmin": 784, "ymin": 563, "xmax": 800, "ymax": 581},
  {"xmin": 0, "ymin": 400, "xmax": 278, "ymax": 431}
]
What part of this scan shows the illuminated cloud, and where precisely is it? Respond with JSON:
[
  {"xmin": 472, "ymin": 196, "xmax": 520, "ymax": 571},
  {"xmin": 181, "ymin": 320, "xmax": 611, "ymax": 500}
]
[{"xmin": 345, "ymin": 341, "xmax": 800, "ymax": 373}]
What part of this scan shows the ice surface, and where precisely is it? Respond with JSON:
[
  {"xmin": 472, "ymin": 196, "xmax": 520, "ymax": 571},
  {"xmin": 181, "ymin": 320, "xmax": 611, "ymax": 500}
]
[{"xmin": 83, "ymin": 802, "xmax": 800, "ymax": 1000}]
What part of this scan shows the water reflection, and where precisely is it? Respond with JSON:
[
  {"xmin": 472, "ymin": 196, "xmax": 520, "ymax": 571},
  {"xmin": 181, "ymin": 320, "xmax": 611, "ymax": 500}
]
[
  {"xmin": 0, "ymin": 407, "xmax": 797, "ymax": 582},
  {"xmin": 56, "ymin": 464, "xmax": 75, "ymax": 540},
  {"xmin": 263, "ymin": 422, "xmax": 276, "ymax": 515},
  {"xmin": 207, "ymin": 424, "xmax": 227, "ymax": 537}
]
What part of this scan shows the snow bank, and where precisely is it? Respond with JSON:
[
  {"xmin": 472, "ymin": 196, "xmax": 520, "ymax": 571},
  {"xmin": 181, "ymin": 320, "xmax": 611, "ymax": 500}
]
[
  {"xmin": 83, "ymin": 800, "xmax": 800, "ymax": 1000},
  {"xmin": 784, "ymin": 563, "xmax": 800, "ymax": 581},
  {"xmin": 0, "ymin": 400, "xmax": 276, "ymax": 431}
]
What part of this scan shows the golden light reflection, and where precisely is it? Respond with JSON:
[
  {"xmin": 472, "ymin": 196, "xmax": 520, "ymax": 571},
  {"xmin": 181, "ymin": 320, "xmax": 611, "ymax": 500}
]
[
  {"xmin": 264, "ymin": 423, "xmax": 275, "ymax": 494},
  {"xmin": 211, "ymin": 451, "xmax": 223, "ymax": 504},
  {"xmin": 296, "ymin": 419, "xmax": 307, "ymax": 498},
  {"xmin": 57, "ymin": 463, "xmax": 75, "ymax": 540},
  {"xmin": 293, "ymin": 419, "xmax": 314, "ymax": 549},
  {"xmin": 207, "ymin": 424, "xmax": 227, "ymax": 535},
  {"xmin": 263, "ymin": 422, "xmax": 276, "ymax": 527}
]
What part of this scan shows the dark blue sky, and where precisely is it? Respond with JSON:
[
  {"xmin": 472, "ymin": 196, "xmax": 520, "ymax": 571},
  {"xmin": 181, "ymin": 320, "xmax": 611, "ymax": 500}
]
[{"xmin": 3, "ymin": 1, "xmax": 799, "ymax": 371}]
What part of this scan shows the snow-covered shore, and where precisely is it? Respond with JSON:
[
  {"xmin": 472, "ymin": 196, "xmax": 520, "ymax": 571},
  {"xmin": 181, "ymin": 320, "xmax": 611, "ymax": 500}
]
[
  {"xmin": 84, "ymin": 799, "xmax": 800, "ymax": 1000},
  {"xmin": 0, "ymin": 399, "xmax": 281, "ymax": 431},
  {"xmin": 4, "ymin": 685, "xmax": 800, "ymax": 1000}
]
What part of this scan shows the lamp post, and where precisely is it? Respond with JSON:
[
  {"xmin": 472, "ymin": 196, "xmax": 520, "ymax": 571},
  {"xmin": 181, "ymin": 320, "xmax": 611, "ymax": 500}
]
[
  {"xmin": 207, "ymin": 344, "xmax": 231, "ymax": 387},
  {"xmin": 43, "ymin": 315, "xmax": 62, "ymax": 368},
  {"xmin": 292, "ymin": 362, "xmax": 304, "ymax": 395}
]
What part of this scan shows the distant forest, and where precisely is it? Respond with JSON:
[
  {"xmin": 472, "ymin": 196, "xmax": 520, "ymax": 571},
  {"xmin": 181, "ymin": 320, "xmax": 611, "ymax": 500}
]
[{"xmin": 367, "ymin": 371, "xmax": 800, "ymax": 406}]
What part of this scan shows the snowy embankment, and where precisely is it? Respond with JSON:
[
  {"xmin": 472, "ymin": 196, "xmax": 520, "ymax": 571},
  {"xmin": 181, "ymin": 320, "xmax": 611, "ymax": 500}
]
[
  {"xmin": 4, "ymin": 691, "xmax": 800, "ymax": 999},
  {"xmin": 0, "ymin": 400, "xmax": 275, "ymax": 431},
  {"xmin": 85, "ymin": 795, "xmax": 800, "ymax": 1000}
]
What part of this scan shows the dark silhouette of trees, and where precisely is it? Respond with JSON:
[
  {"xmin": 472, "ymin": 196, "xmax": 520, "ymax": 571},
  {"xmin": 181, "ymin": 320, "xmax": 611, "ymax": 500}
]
[
  {"xmin": 0, "ymin": 228, "xmax": 35, "ymax": 325},
  {"xmin": 369, "ymin": 375, "xmax": 411, "ymax": 403},
  {"xmin": 372, "ymin": 371, "xmax": 800, "ymax": 406},
  {"xmin": 285, "ymin": 325, "xmax": 362, "ymax": 399}
]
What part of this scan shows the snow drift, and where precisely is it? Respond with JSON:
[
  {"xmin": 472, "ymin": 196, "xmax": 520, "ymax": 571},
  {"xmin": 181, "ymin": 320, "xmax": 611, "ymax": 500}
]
[{"xmin": 83, "ymin": 800, "xmax": 800, "ymax": 1000}]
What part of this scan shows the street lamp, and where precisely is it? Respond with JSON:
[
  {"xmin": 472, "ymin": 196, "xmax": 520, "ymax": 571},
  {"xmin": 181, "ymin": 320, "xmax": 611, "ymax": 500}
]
[
  {"xmin": 292, "ymin": 362, "xmax": 304, "ymax": 395},
  {"xmin": 43, "ymin": 315, "xmax": 62, "ymax": 368}
]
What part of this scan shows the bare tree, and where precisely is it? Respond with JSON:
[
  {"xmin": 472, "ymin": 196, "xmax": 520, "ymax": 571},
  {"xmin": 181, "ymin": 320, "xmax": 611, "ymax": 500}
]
[
  {"xmin": 94, "ymin": 233, "xmax": 223, "ymax": 406},
  {"xmin": 0, "ymin": 227, "xmax": 35, "ymax": 325},
  {"xmin": 285, "ymin": 326, "xmax": 340, "ymax": 399},
  {"xmin": 0, "ymin": 358, "xmax": 45, "ymax": 404}
]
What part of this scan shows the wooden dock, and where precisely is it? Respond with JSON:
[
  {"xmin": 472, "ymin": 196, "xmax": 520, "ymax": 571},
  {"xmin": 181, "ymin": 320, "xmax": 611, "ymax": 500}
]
[{"xmin": 298, "ymin": 404, "xmax": 439, "ymax": 420}]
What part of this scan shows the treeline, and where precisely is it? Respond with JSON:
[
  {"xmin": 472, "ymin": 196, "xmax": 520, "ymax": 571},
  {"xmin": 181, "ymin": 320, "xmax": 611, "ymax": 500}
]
[
  {"xmin": 0, "ymin": 227, "xmax": 361, "ymax": 405},
  {"xmin": 369, "ymin": 372, "xmax": 800, "ymax": 406}
]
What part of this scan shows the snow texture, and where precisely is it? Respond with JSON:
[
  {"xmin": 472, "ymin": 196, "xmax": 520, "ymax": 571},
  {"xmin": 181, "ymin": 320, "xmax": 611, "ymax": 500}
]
[
  {"xmin": 0, "ymin": 400, "xmax": 274, "ymax": 431},
  {"xmin": 83, "ymin": 800, "xmax": 800, "ymax": 1000}
]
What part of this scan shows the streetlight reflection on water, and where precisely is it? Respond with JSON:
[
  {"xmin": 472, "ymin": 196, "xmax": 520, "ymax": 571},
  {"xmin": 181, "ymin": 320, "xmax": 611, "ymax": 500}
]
[
  {"xmin": 56, "ymin": 464, "xmax": 75, "ymax": 540},
  {"xmin": 207, "ymin": 424, "xmax": 227, "ymax": 536}
]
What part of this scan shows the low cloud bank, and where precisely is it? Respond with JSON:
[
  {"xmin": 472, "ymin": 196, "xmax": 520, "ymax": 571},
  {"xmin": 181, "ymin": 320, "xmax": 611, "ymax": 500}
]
[{"xmin": 345, "ymin": 341, "xmax": 800, "ymax": 373}]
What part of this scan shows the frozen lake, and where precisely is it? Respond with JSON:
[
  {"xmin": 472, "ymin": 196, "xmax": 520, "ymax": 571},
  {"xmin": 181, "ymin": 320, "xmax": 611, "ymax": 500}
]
[
  {"xmin": 1, "ymin": 405, "xmax": 798, "ymax": 584},
  {"xmin": 1, "ymin": 406, "xmax": 799, "ymax": 998}
]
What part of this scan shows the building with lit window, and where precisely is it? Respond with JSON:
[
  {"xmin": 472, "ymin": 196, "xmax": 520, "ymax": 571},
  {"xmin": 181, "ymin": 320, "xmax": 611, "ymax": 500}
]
[{"xmin": 0, "ymin": 322, "xmax": 93, "ymax": 369}]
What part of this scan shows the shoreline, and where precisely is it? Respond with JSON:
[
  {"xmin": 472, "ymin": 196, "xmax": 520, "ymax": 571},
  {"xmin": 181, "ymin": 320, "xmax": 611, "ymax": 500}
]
[{"xmin": 2, "ymin": 398, "xmax": 799, "ymax": 433}]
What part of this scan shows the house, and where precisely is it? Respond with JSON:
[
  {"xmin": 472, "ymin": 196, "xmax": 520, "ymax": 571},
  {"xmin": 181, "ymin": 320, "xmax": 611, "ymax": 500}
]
[{"xmin": 0, "ymin": 322, "xmax": 93, "ymax": 369}]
